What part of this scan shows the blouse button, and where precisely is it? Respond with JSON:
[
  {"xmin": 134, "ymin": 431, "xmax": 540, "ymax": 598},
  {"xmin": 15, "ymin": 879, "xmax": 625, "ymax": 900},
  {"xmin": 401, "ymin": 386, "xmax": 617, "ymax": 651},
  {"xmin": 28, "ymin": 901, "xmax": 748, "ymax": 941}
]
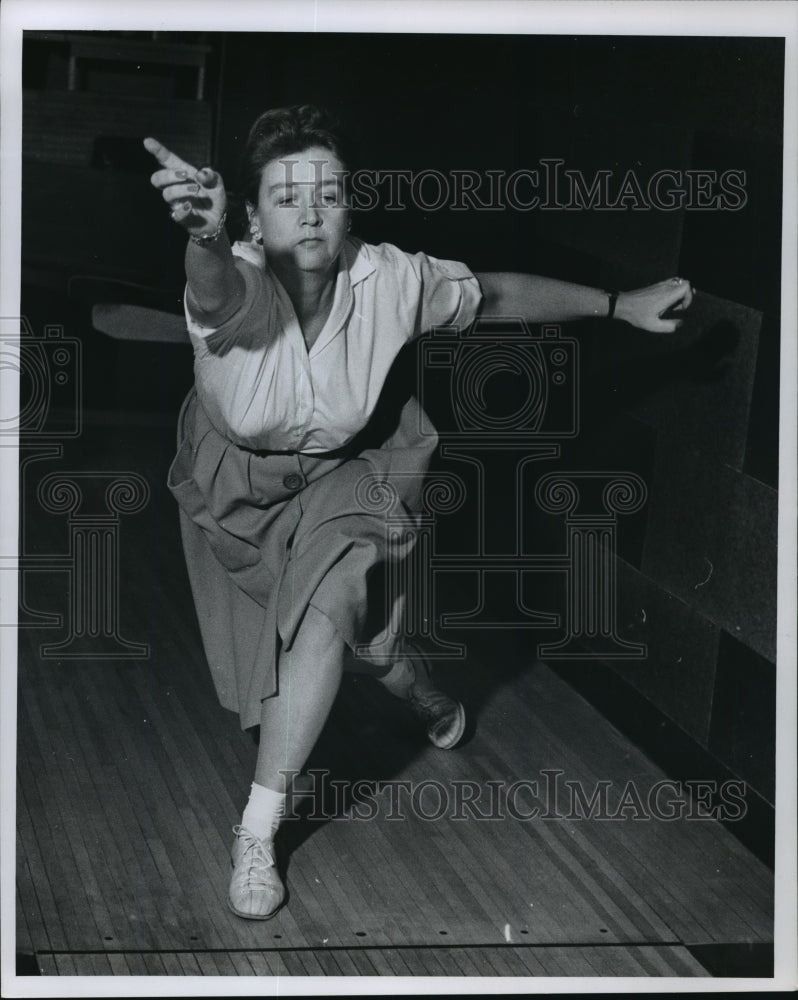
[{"xmin": 283, "ymin": 472, "xmax": 304, "ymax": 491}]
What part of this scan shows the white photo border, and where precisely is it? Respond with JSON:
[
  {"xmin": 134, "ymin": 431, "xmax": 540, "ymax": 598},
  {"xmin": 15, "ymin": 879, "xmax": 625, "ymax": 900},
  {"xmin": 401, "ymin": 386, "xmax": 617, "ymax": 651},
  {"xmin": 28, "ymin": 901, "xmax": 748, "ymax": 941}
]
[{"xmin": 1, "ymin": 1, "xmax": 796, "ymax": 996}]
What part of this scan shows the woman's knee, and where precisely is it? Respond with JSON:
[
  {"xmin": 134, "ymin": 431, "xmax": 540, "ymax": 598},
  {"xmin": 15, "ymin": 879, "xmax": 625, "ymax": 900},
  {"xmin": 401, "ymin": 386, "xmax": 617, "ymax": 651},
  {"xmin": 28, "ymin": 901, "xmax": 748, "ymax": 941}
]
[{"xmin": 284, "ymin": 605, "xmax": 344, "ymax": 666}]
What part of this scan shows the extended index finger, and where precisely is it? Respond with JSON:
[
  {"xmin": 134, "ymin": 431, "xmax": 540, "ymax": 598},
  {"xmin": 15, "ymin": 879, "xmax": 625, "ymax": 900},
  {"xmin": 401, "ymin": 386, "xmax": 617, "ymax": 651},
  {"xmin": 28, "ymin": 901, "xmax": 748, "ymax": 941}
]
[{"xmin": 143, "ymin": 136, "xmax": 195, "ymax": 174}]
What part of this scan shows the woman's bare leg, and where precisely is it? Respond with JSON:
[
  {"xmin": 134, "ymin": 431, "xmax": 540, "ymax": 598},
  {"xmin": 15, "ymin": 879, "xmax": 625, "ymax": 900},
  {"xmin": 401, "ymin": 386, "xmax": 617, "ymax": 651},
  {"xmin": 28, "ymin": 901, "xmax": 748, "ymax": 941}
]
[
  {"xmin": 229, "ymin": 604, "xmax": 345, "ymax": 921},
  {"xmin": 254, "ymin": 604, "xmax": 345, "ymax": 792},
  {"xmin": 359, "ymin": 638, "xmax": 467, "ymax": 750}
]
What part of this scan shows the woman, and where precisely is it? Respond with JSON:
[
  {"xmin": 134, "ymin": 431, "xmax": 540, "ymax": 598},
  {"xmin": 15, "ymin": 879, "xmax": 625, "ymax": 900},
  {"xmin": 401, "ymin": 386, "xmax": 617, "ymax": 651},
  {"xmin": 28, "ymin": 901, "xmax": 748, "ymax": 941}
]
[{"xmin": 144, "ymin": 105, "xmax": 692, "ymax": 922}]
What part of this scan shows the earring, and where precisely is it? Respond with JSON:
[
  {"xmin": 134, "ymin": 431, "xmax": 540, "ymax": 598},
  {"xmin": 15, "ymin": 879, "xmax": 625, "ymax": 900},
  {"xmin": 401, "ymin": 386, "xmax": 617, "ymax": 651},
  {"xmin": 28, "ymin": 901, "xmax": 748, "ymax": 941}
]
[{"xmin": 250, "ymin": 221, "xmax": 263, "ymax": 245}]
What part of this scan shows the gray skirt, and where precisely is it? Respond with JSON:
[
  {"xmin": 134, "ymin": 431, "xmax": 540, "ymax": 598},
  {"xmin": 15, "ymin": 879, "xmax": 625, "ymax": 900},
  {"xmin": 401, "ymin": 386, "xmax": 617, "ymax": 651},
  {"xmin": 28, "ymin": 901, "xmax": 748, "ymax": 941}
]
[{"xmin": 167, "ymin": 388, "xmax": 437, "ymax": 730}]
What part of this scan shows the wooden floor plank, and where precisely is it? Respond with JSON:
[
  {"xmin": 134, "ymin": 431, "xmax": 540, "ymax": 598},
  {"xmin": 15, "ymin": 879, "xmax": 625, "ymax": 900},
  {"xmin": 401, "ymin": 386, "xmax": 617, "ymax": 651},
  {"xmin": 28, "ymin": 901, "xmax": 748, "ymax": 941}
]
[
  {"xmin": 343, "ymin": 734, "xmax": 511, "ymax": 940},
  {"xmin": 536, "ymin": 666, "xmax": 776, "ymax": 924},
  {"xmin": 249, "ymin": 896, "xmax": 314, "ymax": 951},
  {"xmin": 293, "ymin": 947, "xmax": 329, "ymax": 976},
  {"xmin": 111, "ymin": 716, "xmax": 236, "ymax": 950},
  {"xmin": 53, "ymin": 681, "xmax": 163, "ymax": 951},
  {"xmin": 53, "ymin": 954, "xmax": 78, "ymax": 975},
  {"xmin": 462, "ymin": 946, "xmax": 503, "ymax": 978},
  {"xmin": 41, "ymin": 718, "xmax": 135, "ymax": 947},
  {"xmin": 520, "ymin": 810, "xmax": 671, "ymax": 942},
  {"xmin": 454, "ymin": 946, "xmax": 500, "ymax": 976},
  {"xmin": 139, "ymin": 952, "xmax": 167, "ymax": 975},
  {"xmin": 133, "ymin": 674, "xmax": 241, "ymax": 844},
  {"xmin": 360, "ymin": 948, "xmax": 400, "ymax": 976},
  {"xmin": 529, "ymin": 945, "xmax": 573, "ymax": 976},
  {"xmin": 430, "ymin": 779, "xmax": 576, "ymax": 943},
  {"xmin": 325, "ymin": 948, "xmax": 363, "ymax": 976},
  {"xmin": 85, "ymin": 731, "xmax": 185, "ymax": 949},
  {"xmin": 355, "ymin": 820, "xmax": 461, "ymax": 942},
  {"xmin": 31, "ymin": 658, "xmax": 171, "ymax": 948},
  {"xmin": 227, "ymin": 952, "xmax": 258, "ymax": 975},
  {"xmin": 345, "ymin": 947, "xmax": 380, "ymax": 976},
  {"xmin": 378, "ymin": 947, "xmax": 416, "ymax": 976},
  {"xmin": 17, "ymin": 694, "xmax": 105, "ymax": 952},
  {"xmin": 290, "ymin": 825, "xmax": 397, "ymax": 947},
  {"xmin": 108, "ymin": 952, "xmax": 130, "ymax": 976},
  {"xmin": 323, "ymin": 804, "xmax": 453, "ymax": 945},
  {"xmin": 208, "ymin": 950, "xmax": 239, "ymax": 975},
  {"xmin": 475, "ymin": 945, "xmax": 519, "ymax": 977},
  {"xmin": 15, "ymin": 850, "xmax": 46, "ymax": 957},
  {"xmin": 192, "ymin": 951, "xmax": 219, "ymax": 976},
  {"xmin": 36, "ymin": 954, "xmax": 58, "ymax": 975},
  {"xmin": 90, "ymin": 952, "xmax": 115, "ymax": 975},
  {"xmin": 433, "ymin": 726, "xmax": 667, "ymax": 945},
  {"xmin": 122, "ymin": 687, "xmax": 232, "ymax": 857},
  {"xmin": 307, "ymin": 948, "xmax": 345, "ymax": 976},
  {"xmin": 67, "ymin": 669, "xmax": 187, "ymax": 949},
  {"xmin": 654, "ymin": 945, "xmax": 711, "ymax": 976},
  {"xmin": 494, "ymin": 947, "xmax": 541, "ymax": 977},
  {"xmin": 239, "ymin": 951, "xmax": 272, "ymax": 975},
  {"xmin": 28, "ymin": 942, "xmax": 714, "ymax": 977},
  {"xmin": 508, "ymin": 665, "xmax": 772, "ymax": 943},
  {"xmin": 275, "ymin": 834, "xmax": 351, "ymax": 948},
  {"xmin": 160, "ymin": 951, "xmax": 184, "ymax": 976},
  {"xmin": 14, "ymin": 878, "xmax": 33, "ymax": 957},
  {"xmin": 175, "ymin": 952, "xmax": 203, "ymax": 975},
  {"xmin": 104, "ymin": 739, "xmax": 203, "ymax": 947},
  {"xmin": 106, "ymin": 953, "xmax": 133, "ymax": 975},
  {"xmin": 637, "ymin": 943, "xmax": 689, "ymax": 976},
  {"xmin": 17, "ymin": 702, "xmax": 74, "ymax": 955},
  {"xmin": 261, "ymin": 951, "xmax": 292, "ymax": 976},
  {"xmin": 337, "ymin": 819, "xmax": 429, "ymax": 943},
  {"xmin": 425, "ymin": 946, "xmax": 477, "ymax": 977},
  {"xmin": 274, "ymin": 949, "xmax": 310, "ymax": 977},
  {"xmin": 472, "ymin": 701, "xmax": 681, "ymax": 943},
  {"xmin": 375, "ymin": 807, "xmax": 499, "ymax": 940},
  {"xmin": 339, "ymin": 813, "xmax": 440, "ymax": 943},
  {"xmin": 117, "ymin": 952, "xmax": 147, "ymax": 975},
  {"xmin": 511, "ymin": 945, "xmax": 569, "ymax": 976}
]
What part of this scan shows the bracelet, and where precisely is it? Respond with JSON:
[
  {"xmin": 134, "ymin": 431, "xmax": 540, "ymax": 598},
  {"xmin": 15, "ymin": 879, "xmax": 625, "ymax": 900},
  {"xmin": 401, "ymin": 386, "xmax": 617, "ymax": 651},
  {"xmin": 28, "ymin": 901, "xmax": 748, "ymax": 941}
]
[
  {"xmin": 190, "ymin": 211, "xmax": 228, "ymax": 247},
  {"xmin": 605, "ymin": 289, "xmax": 619, "ymax": 320}
]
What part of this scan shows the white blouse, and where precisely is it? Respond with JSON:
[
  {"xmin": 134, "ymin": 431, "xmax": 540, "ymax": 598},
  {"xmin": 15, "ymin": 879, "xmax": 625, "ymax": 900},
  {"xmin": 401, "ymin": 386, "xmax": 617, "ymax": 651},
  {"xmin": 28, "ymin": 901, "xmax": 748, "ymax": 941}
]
[{"xmin": 184, "ymin": 237, "xmax": 483, "ymax": 453}]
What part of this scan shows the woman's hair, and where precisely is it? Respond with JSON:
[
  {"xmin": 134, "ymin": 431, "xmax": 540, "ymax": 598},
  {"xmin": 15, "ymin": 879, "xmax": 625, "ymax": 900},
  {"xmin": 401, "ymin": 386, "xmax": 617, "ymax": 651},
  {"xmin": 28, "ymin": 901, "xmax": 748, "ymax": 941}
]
[{"xmin": 238, "ymin": 104, "xmax": 353, "ymax": 206}]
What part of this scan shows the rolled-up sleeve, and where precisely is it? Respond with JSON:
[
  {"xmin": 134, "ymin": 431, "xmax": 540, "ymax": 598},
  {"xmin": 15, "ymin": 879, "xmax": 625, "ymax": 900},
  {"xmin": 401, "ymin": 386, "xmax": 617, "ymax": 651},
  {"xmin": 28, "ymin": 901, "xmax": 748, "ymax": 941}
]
[
  {"xmin": 411, "ymin": 252, "xmax": 483, "ymax": 333},
  {"xmin": 185, "ymin": 258, "xmax": 272, "ymax": 352}
]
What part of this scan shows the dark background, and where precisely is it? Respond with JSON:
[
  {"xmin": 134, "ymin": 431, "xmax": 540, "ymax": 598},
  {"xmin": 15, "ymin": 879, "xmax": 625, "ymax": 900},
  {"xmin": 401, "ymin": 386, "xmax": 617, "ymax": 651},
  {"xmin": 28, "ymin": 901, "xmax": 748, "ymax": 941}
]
[{"xmin": 20, "ymin": 31, "xmax": 783, "ymax": 863}]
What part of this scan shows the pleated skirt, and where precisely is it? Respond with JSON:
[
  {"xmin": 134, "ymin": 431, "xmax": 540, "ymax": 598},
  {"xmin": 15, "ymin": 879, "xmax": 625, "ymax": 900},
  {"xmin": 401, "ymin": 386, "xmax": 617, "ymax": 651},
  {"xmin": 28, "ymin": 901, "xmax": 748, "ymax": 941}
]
[{"xmin": 167, "ymin": 387, "xmax": 437, "ymax": 730}]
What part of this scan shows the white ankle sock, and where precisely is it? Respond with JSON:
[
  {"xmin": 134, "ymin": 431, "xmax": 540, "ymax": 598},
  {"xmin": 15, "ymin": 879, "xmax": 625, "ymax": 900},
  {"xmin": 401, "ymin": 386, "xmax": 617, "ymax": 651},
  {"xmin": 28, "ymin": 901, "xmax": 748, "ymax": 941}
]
[
  {"xmin": 241, "ymin": 782, "xmax": 286, "ymax": 842},
  {"xmin": 378, "ymin": 657, "xmax": 415, "ymax": 698}
]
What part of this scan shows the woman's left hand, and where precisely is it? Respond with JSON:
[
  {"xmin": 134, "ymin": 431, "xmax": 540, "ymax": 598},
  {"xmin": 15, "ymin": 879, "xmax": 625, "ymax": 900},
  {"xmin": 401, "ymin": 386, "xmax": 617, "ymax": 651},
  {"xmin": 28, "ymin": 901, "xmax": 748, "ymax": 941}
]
[{"xmin": 615, "ymin": 278, "xmax": 694, "ymax": 333}]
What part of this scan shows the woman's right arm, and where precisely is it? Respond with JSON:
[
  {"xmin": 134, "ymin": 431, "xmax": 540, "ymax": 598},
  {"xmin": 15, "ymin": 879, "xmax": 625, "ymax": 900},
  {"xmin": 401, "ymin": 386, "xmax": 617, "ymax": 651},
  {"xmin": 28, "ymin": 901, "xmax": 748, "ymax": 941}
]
[{"xmin": 144, "ymin": 137, "xmax": 245, "ymax": 324}]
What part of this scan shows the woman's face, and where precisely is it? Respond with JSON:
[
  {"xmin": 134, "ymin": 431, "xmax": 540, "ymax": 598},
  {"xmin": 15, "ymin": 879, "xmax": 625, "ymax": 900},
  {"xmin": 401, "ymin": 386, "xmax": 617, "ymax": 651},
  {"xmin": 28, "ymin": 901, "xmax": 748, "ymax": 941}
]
[{"xmin": 249, "ymin": 145, "xmax": 349, "ymax": 277}]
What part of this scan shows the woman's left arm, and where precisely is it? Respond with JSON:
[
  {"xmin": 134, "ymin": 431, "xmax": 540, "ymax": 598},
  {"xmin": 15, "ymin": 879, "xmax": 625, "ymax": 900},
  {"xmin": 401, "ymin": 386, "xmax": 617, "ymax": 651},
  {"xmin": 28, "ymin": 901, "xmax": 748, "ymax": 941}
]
[{"xmin": 474, "ymin": 272, "xmax": 694, "ymax": 334}]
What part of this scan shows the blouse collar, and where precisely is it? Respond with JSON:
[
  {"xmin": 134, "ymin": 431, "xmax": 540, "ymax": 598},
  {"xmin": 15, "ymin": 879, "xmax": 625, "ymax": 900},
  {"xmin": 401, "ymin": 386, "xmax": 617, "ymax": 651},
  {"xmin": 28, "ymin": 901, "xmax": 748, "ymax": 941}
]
[{"xmin": 231, "ymin": 237, "xmax": 374, "ymax": 359}]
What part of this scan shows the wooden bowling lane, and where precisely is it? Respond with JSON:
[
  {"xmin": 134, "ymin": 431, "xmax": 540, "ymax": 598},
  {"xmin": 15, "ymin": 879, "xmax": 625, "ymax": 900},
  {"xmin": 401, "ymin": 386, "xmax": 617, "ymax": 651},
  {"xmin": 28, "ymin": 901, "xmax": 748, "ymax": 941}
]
[{"xmin": 15, "ymin": 419, "xmax": 772, "ymax": 977}]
